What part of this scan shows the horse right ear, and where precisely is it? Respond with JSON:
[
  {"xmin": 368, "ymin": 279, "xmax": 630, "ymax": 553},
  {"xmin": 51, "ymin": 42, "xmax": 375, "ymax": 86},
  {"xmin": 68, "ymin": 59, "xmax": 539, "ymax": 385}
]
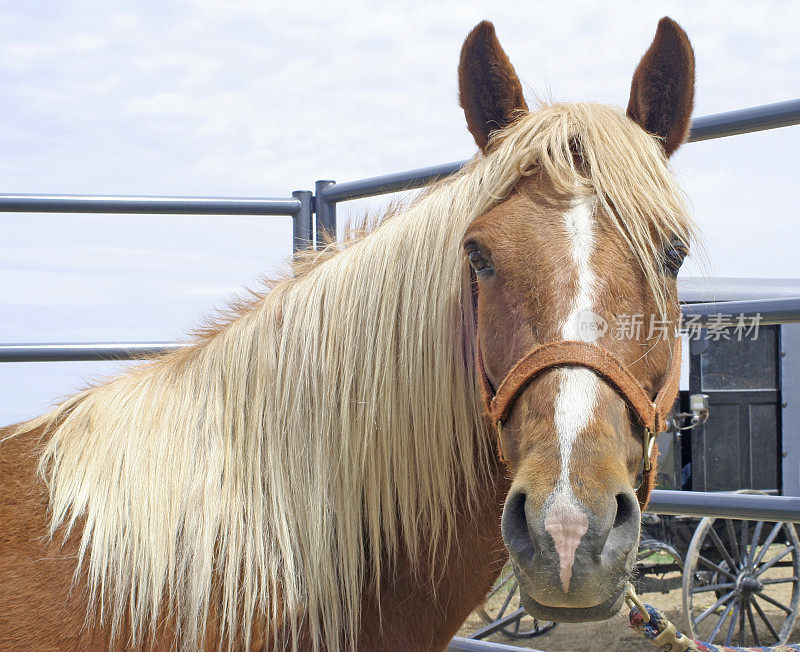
[
  {"xmin": 458, "ymin": 21, "xmax": 528, "ymax": 152},
  {"xmin": 627, "ymin": 17, "xmax": 695, "ymax": 157}
]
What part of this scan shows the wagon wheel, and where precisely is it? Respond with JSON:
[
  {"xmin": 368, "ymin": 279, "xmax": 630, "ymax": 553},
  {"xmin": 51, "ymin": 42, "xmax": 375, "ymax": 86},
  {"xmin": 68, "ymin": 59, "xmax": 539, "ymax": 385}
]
[
  {"xmin": 477, "ymin": 564, "xmax": 556, "ymax": 639},
  {"xmin": 682, "ymin": 491, "xmax": 800, "ymax": 646},
  {"xmin": 632, "ymin": 539, "xmax": 684, "ymax": 595},
  {"xmin": 637, "ymin": 538, "xmax": 684, "ymax": 572}
]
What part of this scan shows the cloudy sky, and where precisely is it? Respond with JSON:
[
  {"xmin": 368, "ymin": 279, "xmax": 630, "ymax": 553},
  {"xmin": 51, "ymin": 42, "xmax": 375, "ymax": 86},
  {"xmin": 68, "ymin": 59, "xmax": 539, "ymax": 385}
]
[{"xmin": 1, "ymin": 1, "xmax": 799, "ymax": 425}]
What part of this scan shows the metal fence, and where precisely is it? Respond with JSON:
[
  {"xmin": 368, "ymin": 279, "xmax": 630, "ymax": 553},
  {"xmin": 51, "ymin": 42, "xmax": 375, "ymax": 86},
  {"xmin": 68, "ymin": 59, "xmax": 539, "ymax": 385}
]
[
  {"xmin": 2, "ymin": 99, "xmax": 800, "ymax": 528},
  {"xmin": 447, "ymin": 637, "xmax": 547, "ymax": 652}
]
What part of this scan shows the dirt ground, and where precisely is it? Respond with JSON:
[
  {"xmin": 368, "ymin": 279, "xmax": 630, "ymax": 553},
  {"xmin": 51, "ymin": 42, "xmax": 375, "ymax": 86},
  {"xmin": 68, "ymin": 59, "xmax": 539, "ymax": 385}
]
[{"xmin": 457, "ymin": 562, "xmax": 800, "ymax": 651}]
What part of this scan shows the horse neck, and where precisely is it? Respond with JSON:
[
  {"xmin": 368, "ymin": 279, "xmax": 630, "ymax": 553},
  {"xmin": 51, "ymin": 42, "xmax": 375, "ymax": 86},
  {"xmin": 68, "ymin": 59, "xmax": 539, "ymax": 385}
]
[{"xmin": 352, "ymin": 445, "xmax": 510, "ymax": 650}]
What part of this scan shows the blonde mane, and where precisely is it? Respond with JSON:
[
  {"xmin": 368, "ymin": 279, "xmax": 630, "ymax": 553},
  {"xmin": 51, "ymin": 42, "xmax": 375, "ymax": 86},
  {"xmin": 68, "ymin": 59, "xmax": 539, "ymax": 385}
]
[{"xmin": 14, "ymin": 102, "xmax": 695, "ymax": 650}]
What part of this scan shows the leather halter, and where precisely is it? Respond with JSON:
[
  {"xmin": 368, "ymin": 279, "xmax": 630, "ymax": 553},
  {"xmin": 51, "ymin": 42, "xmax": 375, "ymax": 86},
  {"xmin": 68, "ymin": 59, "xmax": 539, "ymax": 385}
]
[{"xmin": 476, "ymin": 337, "xmax": 682, "ymax": 509}]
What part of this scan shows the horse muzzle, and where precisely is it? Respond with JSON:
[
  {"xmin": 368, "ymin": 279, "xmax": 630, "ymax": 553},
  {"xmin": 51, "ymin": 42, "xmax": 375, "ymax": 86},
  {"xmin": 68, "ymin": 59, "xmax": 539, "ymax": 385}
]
[{"xmin": 501, "ymin": 486, "xmax": 641, "ymax": 621}]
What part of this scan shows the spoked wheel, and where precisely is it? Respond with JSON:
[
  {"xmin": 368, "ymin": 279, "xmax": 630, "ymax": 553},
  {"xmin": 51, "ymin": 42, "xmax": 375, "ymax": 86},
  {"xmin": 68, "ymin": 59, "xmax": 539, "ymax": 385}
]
[
  {"xmin": 638, "ymin": 539, "xmax": 684, "ymax": 571},
  {"xmin": 632, "ymin": 539, "xmax": 684, "ymax": 595},
  {"xmin": 683, "ymin": 492, "xmax": 800, "ymax": 646},
  {"xmin": 477, "ymin": 564, "xmax": 557, "ymax": 639}
]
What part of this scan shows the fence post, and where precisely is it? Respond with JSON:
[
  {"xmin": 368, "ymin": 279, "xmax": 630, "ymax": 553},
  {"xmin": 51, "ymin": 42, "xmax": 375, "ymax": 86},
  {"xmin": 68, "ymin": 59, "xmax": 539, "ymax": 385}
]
[
  {"xmin": 314, "ymin": 180, "xmax": 336, "ymax": 249},
  {"xmin": 291, "ymin": 190, "xmax": 313, "ymax": 252}
]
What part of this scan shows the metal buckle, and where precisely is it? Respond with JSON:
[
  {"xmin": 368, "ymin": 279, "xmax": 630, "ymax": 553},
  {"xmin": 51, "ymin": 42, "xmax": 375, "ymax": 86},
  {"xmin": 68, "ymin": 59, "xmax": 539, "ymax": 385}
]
[
  {"xmin": 642, "ymin": 427, "xmax": 655, "ymax": 472},
  {"xmin": 496, "ymin": 419, "xmax": 506, "ymax": 462},
  {"xmin": 625, "ymin": 582, "xmax": 650, "ymax": 623}
]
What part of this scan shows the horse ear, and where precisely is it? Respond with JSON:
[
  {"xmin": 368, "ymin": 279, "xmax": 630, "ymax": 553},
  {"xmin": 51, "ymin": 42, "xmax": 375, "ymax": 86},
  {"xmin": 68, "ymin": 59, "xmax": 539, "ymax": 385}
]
[
  {"xmin": 627, "ymin": 17, "xmax": 695, "ymax": 157},
  {"xmin": 459, "ymin": 21, "xmax": 528, "ymax": 152}
]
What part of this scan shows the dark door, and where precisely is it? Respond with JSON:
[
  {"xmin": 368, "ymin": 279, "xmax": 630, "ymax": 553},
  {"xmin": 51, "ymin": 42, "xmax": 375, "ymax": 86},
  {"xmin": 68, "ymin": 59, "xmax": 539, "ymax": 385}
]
[{"xmin": 688, "ymin": 325, "xmax": 781, "ymax": 492}]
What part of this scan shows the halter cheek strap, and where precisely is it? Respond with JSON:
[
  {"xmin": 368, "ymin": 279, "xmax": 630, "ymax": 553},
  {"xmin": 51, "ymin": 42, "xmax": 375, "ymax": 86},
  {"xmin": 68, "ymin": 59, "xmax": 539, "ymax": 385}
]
[{"xmin": 476, "ymin": 337, "xmax": 682, "ymax": 510}]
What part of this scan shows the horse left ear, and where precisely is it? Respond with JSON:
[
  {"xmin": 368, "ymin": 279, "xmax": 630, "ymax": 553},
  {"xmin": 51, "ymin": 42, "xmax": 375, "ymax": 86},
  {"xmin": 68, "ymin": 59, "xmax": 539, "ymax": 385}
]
[
  {"xmin": 459, "ymin": 21, "xmax": 528, "ymax": 152},
  {"xmin": 627, "ymin": 17, "xmax": 695, "ymax": 157}
]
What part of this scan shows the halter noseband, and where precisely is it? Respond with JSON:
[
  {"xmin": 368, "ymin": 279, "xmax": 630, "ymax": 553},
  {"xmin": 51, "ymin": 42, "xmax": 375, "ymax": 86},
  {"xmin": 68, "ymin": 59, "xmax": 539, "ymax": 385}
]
[{"xmin": 476, "ymin": 337, "xmax": 682, "ymax": 509}]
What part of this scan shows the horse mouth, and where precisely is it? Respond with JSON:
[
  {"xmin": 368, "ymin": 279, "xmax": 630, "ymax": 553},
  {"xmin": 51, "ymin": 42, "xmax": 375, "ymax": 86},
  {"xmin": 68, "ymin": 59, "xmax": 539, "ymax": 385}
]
[
  {"xmin": 508, "ymin": 550, "xmax": 634, "ymax": 623},
  {"xmin": 516, "ymin": 586, "xmax": 626, "ymax": 622}
]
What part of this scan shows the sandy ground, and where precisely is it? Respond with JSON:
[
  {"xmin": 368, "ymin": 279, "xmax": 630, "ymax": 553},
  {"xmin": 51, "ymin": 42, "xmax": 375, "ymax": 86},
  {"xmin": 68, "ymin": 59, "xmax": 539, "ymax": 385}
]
[{"xmin": 457, "ymin": 557, "xmax": 799, "ymax": 651}]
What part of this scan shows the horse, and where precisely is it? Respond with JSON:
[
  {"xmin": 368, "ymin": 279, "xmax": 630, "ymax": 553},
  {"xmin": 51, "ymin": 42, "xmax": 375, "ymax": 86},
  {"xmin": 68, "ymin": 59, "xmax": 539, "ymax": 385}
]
[{"xmin": 0, "ymin": 16, "xmax": 697, "ymax": 651}]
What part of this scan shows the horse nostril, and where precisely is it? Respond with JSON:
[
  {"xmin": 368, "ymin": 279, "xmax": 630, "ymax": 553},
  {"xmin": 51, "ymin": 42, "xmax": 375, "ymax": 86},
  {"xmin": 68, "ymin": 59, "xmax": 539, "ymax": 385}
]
[
  {"xmin": 501, "ymin": 490, "xmax": 536, "ymax": 561},
  {"xmin": 602, "ymin": 490, "xmax": 641, "ymax": 565},
  {"xmin": 613, "ymin": 491, "xmax": 636, "ymax": 529}
]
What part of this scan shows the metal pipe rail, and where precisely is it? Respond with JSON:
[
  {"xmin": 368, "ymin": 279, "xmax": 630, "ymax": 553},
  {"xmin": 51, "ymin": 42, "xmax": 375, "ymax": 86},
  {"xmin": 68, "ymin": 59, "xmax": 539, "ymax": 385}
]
[
  {"xmin": 688, "ymin": 98, "xmax": 800, "ymax": 142},
  {"xmin": 0, "ymin": 192, "xmax": 315, "ymax": 253},
  {"xmin": 5, "ymin": 294, "xmax": 800, "ymax": 363},
  {"xmin": 0, "ymin": 342, "xmax": 184, "ymax": 362},
  {"xmin": 647, "ymin": 490, "xmax": 800, "ymax": 523},
  {"xmin": 319, "ymin": 161, "xmax": 465, "ymax": 203},
  {"xmin": 682, "ymin": 296, "xmax": 800, "ymax": 325},
  {"xmin": 0, "ymin": 193, "xmax": 303, "ymax": 215},
  {"xmin": 320, "ymin": 98, "xmax": 800, "ymax": 204}
]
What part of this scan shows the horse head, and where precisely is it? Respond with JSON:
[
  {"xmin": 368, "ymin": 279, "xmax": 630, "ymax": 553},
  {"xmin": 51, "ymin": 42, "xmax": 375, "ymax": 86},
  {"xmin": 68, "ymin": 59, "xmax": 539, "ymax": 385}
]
[{"xmin": 459, "ymin": 17, "xmax": 695, "ymax": 622}]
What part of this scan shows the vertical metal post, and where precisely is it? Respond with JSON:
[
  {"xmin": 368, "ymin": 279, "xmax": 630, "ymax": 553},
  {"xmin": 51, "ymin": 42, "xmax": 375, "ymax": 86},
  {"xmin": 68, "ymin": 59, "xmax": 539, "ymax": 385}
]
[
  {"xmin": 314, "ymin": 180, "xmax": 336, "ymax": 249},
  {"xmin": 781, "ymin": 324, "xmax": 800, "ymax": 497},
  {"xmin": 291, "ymin": 190, "xmax": 313, "ymax": 251}
]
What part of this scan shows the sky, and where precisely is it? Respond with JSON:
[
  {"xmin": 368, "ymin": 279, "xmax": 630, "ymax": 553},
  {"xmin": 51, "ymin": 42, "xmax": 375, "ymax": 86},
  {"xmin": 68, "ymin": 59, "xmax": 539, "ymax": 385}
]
[{"xmin": 1, "ymin": 1, "xmax": 799, "ymax": 425}]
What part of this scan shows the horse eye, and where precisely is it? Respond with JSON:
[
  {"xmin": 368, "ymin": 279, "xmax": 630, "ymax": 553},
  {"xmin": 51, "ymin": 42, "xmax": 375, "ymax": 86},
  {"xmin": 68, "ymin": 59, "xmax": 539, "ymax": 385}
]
[
  {"xmin": 467, "ymin": 248, "xmax": 493, "ymax": 275},
  {"xmin": 663, "ymin": 238, "xmax": 689, "ymax": 276}
]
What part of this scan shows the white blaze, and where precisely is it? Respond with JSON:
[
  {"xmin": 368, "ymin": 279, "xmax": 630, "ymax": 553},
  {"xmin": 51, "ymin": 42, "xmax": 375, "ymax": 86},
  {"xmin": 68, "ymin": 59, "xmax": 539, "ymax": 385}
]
[{"xmin": 544, "ymin": 196, "xmax": 598, "ymax": 593}]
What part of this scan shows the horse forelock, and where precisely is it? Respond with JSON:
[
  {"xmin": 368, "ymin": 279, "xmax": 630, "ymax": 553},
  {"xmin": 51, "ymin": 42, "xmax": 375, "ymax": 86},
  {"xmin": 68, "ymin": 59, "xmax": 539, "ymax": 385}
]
[{"xmin": 10, "ymin": 101, "xmax": 695, "ymax": 651}]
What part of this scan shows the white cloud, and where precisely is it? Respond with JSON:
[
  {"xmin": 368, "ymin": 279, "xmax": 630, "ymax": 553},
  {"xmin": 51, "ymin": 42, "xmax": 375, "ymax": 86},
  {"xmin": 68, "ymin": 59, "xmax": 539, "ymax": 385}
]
[{"xmin": 109, "ymin": 14, "xmax": 140, "ymax": 29}]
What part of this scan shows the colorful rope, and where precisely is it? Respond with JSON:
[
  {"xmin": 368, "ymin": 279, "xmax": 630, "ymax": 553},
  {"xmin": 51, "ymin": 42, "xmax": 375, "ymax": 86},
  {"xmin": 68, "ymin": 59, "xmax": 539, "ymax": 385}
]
[{"xmin": 629, "ymin": 603, "xmax": 800, "ymax": 652}]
